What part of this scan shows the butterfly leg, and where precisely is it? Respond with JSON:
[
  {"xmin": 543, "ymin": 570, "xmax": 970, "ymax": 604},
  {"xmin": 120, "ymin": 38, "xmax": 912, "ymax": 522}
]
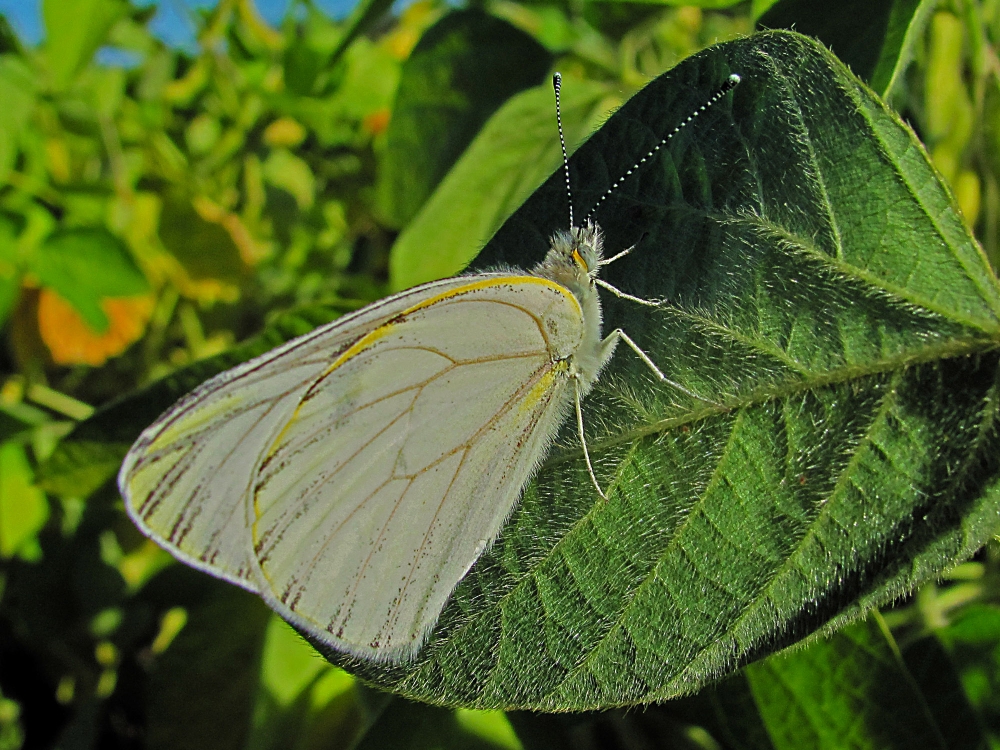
[
  {"xmin": 602, "ymin": 329, "xmax": 715, "ymax": 405},
  {"xmin": 574, "ymin": 376, "xmax": 607, "ymax": 501},
  {"xmin": 595, "ymin": 278, "xmax": 660, "ymax": 307},
  {"xmin": 577, "ymin": 329, "xmax": 716, "ymax": 500}
]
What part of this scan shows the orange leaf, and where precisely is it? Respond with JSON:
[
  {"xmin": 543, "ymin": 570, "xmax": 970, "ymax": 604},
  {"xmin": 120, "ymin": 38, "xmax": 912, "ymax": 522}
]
[{"xmin": 38, "ymin": 289, "xmax": 154, "ymax": 366}]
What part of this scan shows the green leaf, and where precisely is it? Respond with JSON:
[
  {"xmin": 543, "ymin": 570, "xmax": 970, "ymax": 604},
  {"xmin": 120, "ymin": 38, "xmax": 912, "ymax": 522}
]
[
  {"xmin": 42, "ymin": 0, "xmax": 128, "ymax": 89},
  {"xmin": 756, "ymin": 0, "xmax": 935, "ymax": 96},
  {"xmin": 0, "ymin": 211, "xmax": 22, "ymax": 327},
  {"xmin": 246, "ymin": 616, "xmax": 366, "ymax": 750},
  {"xmin": 0, "ymin": 55, "xmax": 35, "ymax": 184},
  {"xmin": 0, "ymin": 441, "xmax": 49, "ymax": 560},
  {"xmin": 352, "ymin": 698, "xmax": 513, "ymax": 750},
  {"xmin": 263, "ymin": 149, "xmax": 316, "ymax": 211},
  {"xmin": 159, "ymin": 195, "xmax": 243, "ymax": 283},
  {"xmin": 258, "ymin": 616, "xmax": 343, "ymax": 707},
  {"xmin": 282, "ymin": 9, "xmax": 339, "ymax": 98},
  {"xmin": 326, "ymin": 0, "xmax": 395, "ymax": 71},
  {"xmin": 35, "ymin": 440, "xmax": 130, "ymax": 500},
  {"xmin": 668, "ymin": 674, "xmax": 775, "ymax": 750},
  {"xmin": 185, "ymin": 113, "xmax": 221, "ymax": 156},
  {"xmin": 327, "ymin": 38, "xmax": 401, "ymax": 121},
  {"xmin": 280, "ymin": 0, "xmax": 392, "ymax": 97},
  {"xmin": 595, "ymin": 0, "xmax": 744, "ymax": 5},
  {"xmin": 281, "ymin": 38, "xmax": 400, "ymax": 147},
  {"xmin": 934, "ymin": 604, "xmax": 1000, "ymax": 740},
  {"xmin": 0, "ymin": 14, "xmax": 24, "ymax": 55},
  {"xmin": 335, "ymin": 30, "xmax": 1000, "ymax": 708},
  {"xmin": 85, "ymin": 29, "xmax": 1000, "ymax": 711},
  {"xmin": 140, "ymin": 570, "xmax": 272, "ymax": 750},
  {"xmin": 898, "ymin": 629, "xmax": 988, "ymax": 748},
  {"xmin": 745, "ymin": 611, "xmax": 989, "ymax": 749},
  {"xmin": 509, "ymin": 687, "xmax": 770, "ymax": 750},
  {"xmin": 877, "ymin": 0, "xmax": 937, "ymax": 99},
  {"xmin": 376, "ymin": 9, "xmax": 552, "ymax": 228},
  {"xmin": 88, "ymin": 64, "xmax": 127, "ymax": 120},
  {"xmin": 752, "ymin": 0, "xmax": 781, "ymax": 17},
  {"xmin": 388, "ymin": 78, "xmax": 613, "ymax": 290},
  {"xmin": 454, "ymin": 710, "xmax": 522, "ymax": 750},
  {"xmin": 923, "ymin": 10, "xmax": 971, "ymax": 150},
  {"xmin": 0, "ymin": 689, "xmax": 23, "ymax": 750},
  {"xmin": 32, "ymin": 227, "xmax": 148, "ymax": 333},
  {"xmin": 746, "ymin": 616, "xmax": 956, "ymax": 749}
]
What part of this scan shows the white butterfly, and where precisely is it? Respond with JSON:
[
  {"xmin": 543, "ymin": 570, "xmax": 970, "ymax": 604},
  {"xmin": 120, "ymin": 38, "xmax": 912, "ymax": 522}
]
[{"xmin": 119, "ymin": 72, "xmax": 740, "ymax": 662}]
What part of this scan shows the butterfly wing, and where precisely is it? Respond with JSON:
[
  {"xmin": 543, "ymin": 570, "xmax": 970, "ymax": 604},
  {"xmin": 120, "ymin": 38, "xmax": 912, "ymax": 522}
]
[
  {"xmin": 249, "ymin": 276, "xmax": 586, "ymax": 661},
  {"xmin": 118, "ymin": 276, "xmax": 491, "ymax": 591}
]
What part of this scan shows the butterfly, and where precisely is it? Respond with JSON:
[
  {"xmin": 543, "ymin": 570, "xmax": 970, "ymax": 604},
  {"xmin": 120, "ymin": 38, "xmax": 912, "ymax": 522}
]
[{"xmin": 119, "ymin": 71, "xmax": 740, "ymax": 662}]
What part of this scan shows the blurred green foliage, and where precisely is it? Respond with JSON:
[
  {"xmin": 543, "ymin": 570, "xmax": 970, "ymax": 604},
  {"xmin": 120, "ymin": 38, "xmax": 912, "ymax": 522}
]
[{"xmin": 2, "ymin": 0, "xmax": 1000, "ymax": 747}]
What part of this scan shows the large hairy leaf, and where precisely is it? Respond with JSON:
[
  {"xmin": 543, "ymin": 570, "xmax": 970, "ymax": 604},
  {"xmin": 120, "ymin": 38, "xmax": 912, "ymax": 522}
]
[
  {"xmin": 333, "ymin": 30, "xmax": 1000, "ymax": 708},
  {"xmin": 45, "ymin": 29, "xmax": 1000, "ymax": 711}
]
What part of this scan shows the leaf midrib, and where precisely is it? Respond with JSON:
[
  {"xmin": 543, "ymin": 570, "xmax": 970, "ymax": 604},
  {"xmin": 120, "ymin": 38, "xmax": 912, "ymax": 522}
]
[
  {"xmin": 717, "ymin": 211, "xmax": 1000, "ymax": 332},
  {"xmin": 570, "ymin": 335, "xmax": 999, "ymax": 464}
]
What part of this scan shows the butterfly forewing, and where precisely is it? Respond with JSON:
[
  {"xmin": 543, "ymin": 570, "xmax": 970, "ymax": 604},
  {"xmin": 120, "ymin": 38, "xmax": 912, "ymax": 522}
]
[
  {"xmin": 249, "ymin": 276, "xmax": 586, "ymax": 660},
  {"xmin": 118, "ymin": 276, "xmax": 494, "ymax": 591}
]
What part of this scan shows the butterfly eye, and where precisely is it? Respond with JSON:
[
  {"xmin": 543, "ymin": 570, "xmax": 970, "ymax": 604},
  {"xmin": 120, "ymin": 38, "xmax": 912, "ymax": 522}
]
[{"xmin": 571, "ymin": 248, "xmax": 588, "ymax": 271}]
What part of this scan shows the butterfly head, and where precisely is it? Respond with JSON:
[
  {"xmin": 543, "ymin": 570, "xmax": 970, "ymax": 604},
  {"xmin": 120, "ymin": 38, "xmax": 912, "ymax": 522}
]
[{"xmin": 534, "ymin": 220, "xmax": 604, "ymax": 298}]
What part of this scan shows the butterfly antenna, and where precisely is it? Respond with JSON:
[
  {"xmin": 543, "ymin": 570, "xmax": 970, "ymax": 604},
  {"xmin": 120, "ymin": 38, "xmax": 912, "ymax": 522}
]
[
  {"xmin": 553, "ymin": 72, "xmax": 574, "ymax": 230},
  {"xmin": 584, "ymin": 73, "xmax": 741, "ymax": 225}
]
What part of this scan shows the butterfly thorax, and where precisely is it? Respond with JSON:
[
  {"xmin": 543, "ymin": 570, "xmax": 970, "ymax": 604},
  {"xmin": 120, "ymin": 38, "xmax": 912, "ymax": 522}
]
[{"xmin": 532, "ymin": 220, "xmax": 606, "ymax": 391}]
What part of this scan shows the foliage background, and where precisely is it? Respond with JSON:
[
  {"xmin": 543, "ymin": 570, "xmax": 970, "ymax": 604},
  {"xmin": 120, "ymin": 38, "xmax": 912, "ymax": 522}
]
[{"xmin": 2, "ymin": 0, "xmax": 1000, "ymax": 747}]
